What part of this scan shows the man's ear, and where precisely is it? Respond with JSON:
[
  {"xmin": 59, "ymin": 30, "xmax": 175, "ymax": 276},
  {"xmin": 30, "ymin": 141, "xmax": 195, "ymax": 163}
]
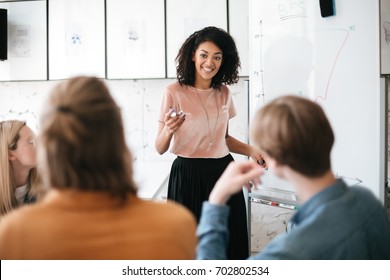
[
  {"xmin": 266, "ymin": 157, "xmax": 287, "ymax": 178},
  {"xmin": 265, "ymin": 157, "xmax": 277, "ymax": 169}
]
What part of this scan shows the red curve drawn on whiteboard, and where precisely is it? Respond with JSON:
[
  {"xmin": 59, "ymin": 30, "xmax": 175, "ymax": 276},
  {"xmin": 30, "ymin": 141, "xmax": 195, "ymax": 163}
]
[{"xmin": 315, "ymin": 30, "xmax": 350, "ymax": 102}]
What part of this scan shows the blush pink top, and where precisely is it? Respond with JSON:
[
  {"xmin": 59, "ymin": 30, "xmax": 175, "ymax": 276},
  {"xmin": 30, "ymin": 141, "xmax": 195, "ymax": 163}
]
[{"xmin": 158, "ymin": 82, "xmax": 236, "ymax": 158}]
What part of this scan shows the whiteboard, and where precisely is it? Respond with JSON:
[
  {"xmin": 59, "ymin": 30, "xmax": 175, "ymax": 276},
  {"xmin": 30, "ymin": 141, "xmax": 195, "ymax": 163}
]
[
  {"xmin": 249, "ymin": 0, "xmax": 386, "ymax": 202},
  {"xmin": 0, "ymin": 1, "xmax": 46, "ymax": 81},
  {"xmin": 106, "ymin": 0, "xmax": 165, "ymax": 79},
  {"xmin": 166, "ymin": 0, "xmax": 227, "ymax": 78}
]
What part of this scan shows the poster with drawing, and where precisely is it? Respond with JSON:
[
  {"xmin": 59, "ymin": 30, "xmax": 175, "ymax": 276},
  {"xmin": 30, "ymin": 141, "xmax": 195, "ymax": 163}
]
[
  {"xmin": 9, "ymin": 25, "xmax": 30, "ymax": 58},
  {"xmin": 48, "ymin": 0, "xmax": 105, "ymax": 79},
  {"xmin": 106, "ymin": 0, "xmax": 165, "ymax": 79},
  {"xmin": 381, "ymin": 0, "xmax": 390, "ymax": 74}
]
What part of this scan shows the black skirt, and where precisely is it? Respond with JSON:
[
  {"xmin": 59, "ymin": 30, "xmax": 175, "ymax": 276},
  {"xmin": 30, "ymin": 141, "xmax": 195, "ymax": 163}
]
[{"xmin": 167, "ymin": 154, "xmax": 249, "ymax": 260}]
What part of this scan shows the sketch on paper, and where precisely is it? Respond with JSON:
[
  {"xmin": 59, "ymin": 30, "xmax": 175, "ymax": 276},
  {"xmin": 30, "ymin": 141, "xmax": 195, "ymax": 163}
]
[
  {"xmin": 9, "ymin": 25, "xmax": 31, "ymax": 57},
  {"xmin": 65, "ymin": 23, "xmax": 86, "ymax": 56},
  {"xmin": 123, "ymin": 20, "xmax": 146, "ymax": 54},
  {"xmin": 380, "ymin": 0, "xmax": 390, "ymax": 74},
  {"xmin": 384, "ymin": 21, "xmax": 390, "ymax": 44}
]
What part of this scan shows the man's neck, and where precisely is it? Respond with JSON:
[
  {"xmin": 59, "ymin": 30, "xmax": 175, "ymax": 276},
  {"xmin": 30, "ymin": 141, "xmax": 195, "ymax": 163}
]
[{"xmin": 286, "ymin": 169, "xmax": 336, "ymax": 203}]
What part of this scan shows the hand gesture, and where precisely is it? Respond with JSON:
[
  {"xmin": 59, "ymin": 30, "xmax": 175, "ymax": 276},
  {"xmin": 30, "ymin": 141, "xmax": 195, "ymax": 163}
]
[
  {"xmin": 209, "ymin": 161, "xmax": 264, "ymax": 205},
  {"xmin": 164, "ymin": 108, "xmax": 186, "ymax": 135}
]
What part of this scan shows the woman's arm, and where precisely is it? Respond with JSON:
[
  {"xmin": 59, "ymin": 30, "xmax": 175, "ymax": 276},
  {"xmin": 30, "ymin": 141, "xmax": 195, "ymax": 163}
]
[
  {"xmin": 155, "ymin": 119, "xmax": 173, "ymax": 155},
  {"xmin": 225, "ymin": 127, "xmax": 267, "ymax": 168}
]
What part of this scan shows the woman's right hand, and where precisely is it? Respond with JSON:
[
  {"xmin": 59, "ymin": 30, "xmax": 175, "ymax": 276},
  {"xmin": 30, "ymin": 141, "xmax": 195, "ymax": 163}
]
[
  {"xmin": 164, "ymin": 110, "xmax": 186, "ymax": 135},
  {"xmin": 155, "ymin": 109, "xmax": 186, "ymax": 155}
]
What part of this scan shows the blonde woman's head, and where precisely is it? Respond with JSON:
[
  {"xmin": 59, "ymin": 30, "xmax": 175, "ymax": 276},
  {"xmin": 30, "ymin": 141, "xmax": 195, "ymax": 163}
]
[{"xmin": 0, "ymin": 120, "xmax": 39, "ymax": 216}]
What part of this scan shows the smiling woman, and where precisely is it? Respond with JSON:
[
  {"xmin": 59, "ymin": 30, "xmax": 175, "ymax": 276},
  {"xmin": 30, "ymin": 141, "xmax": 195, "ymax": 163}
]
[{"xmin": 155, "ymin": 26, "xmax": 267, "ymax": 260}]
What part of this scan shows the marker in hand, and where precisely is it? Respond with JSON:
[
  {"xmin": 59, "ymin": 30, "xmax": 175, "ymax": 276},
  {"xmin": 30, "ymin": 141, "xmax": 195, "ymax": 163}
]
[
  {"xmin": 170, "ymin": 107, "xmax": 177, "ymax": 117},
  {"xmin": 170, "ymin": 106, "xmax": 186, "ymax": 118},
  {"xmin": 257, "ymin": 159, "xmax": 268, "ymax": 170}
]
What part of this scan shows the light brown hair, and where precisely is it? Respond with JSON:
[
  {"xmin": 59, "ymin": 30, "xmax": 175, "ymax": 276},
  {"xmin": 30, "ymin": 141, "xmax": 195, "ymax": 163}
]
[
  {"xmin": 38, "ymin": 76, "xmax": 137, "ymax": 201},
  {"xmin": 251, "ymin": 95, "xmax": 334, "ymax": 177}
]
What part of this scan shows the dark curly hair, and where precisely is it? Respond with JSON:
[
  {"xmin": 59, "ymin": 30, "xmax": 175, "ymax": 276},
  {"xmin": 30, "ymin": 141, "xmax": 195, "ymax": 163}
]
[{"xmin": 175, "ymin": 26, "xmax": 240, "ymax": 89}]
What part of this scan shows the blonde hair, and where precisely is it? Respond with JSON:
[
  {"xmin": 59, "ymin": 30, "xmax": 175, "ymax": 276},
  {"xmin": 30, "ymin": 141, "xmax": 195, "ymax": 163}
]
[
  {"xmin": 38, "ymin": 76, "xmax": 137, "ymax": 201},
  {"xmin": 0, "ymin": 120, "xmax": 40, "ymax": 216},
  {"xmin": 251, "ymin": 95, "xmax": 334, "ymax": 177}
]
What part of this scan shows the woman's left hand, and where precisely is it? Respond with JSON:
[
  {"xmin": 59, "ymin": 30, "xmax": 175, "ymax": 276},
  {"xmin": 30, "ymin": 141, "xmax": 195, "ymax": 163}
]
[{"xmin": 248, "ymin": 146, "xmax": 268, "ymax": 169}]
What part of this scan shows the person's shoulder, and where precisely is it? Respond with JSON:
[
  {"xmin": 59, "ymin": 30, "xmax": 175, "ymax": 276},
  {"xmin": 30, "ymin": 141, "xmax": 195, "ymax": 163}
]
[
  {"xmin": 331, "ymin": 180, "xmax": 372, "ymax": 199},
  {"xmin": 217, "ymin": 84, "xmax": 229, "ymax": 93},
  {"xmin": 344, "ymin": 185, "xmax": 389, "ymax": 222},
  {"xmin": 166, "ymin": 82, "xmax": 183, "ymax": 91},
  {"xmin": 216, "ymin": 85, "xmax": 231, "ymax": 99},
  {"xmin": 0, "ymin": 190, "xmax": 62, "ymax": 226},
  {"xmin": 350, "ymin": 185, "xmax": 374, "ymax": 194},
  {"xmin": 164, "ymin": 199, "xmax": 193, "ymax": 214},
  {"xmin": 161, "ymin": 201, "xmax": 197, "ymax": 234},
  {"xmin": 0, "ymin": 204, "xmax": 40, "ymax": 234},
  {"xmin": 140, "ymin": 198, "xmax": 189, "ymax": 213},
  {"xmin": 139, "ymin": 199, "xmax": 195, "ymax": 221},
  {"xmin": 349, "ymin": 185, "xmax": 379, "ymax": 202},
  {"xmin": 220, "ymin": 84, "xmax": 229, "ymax": 91}
]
